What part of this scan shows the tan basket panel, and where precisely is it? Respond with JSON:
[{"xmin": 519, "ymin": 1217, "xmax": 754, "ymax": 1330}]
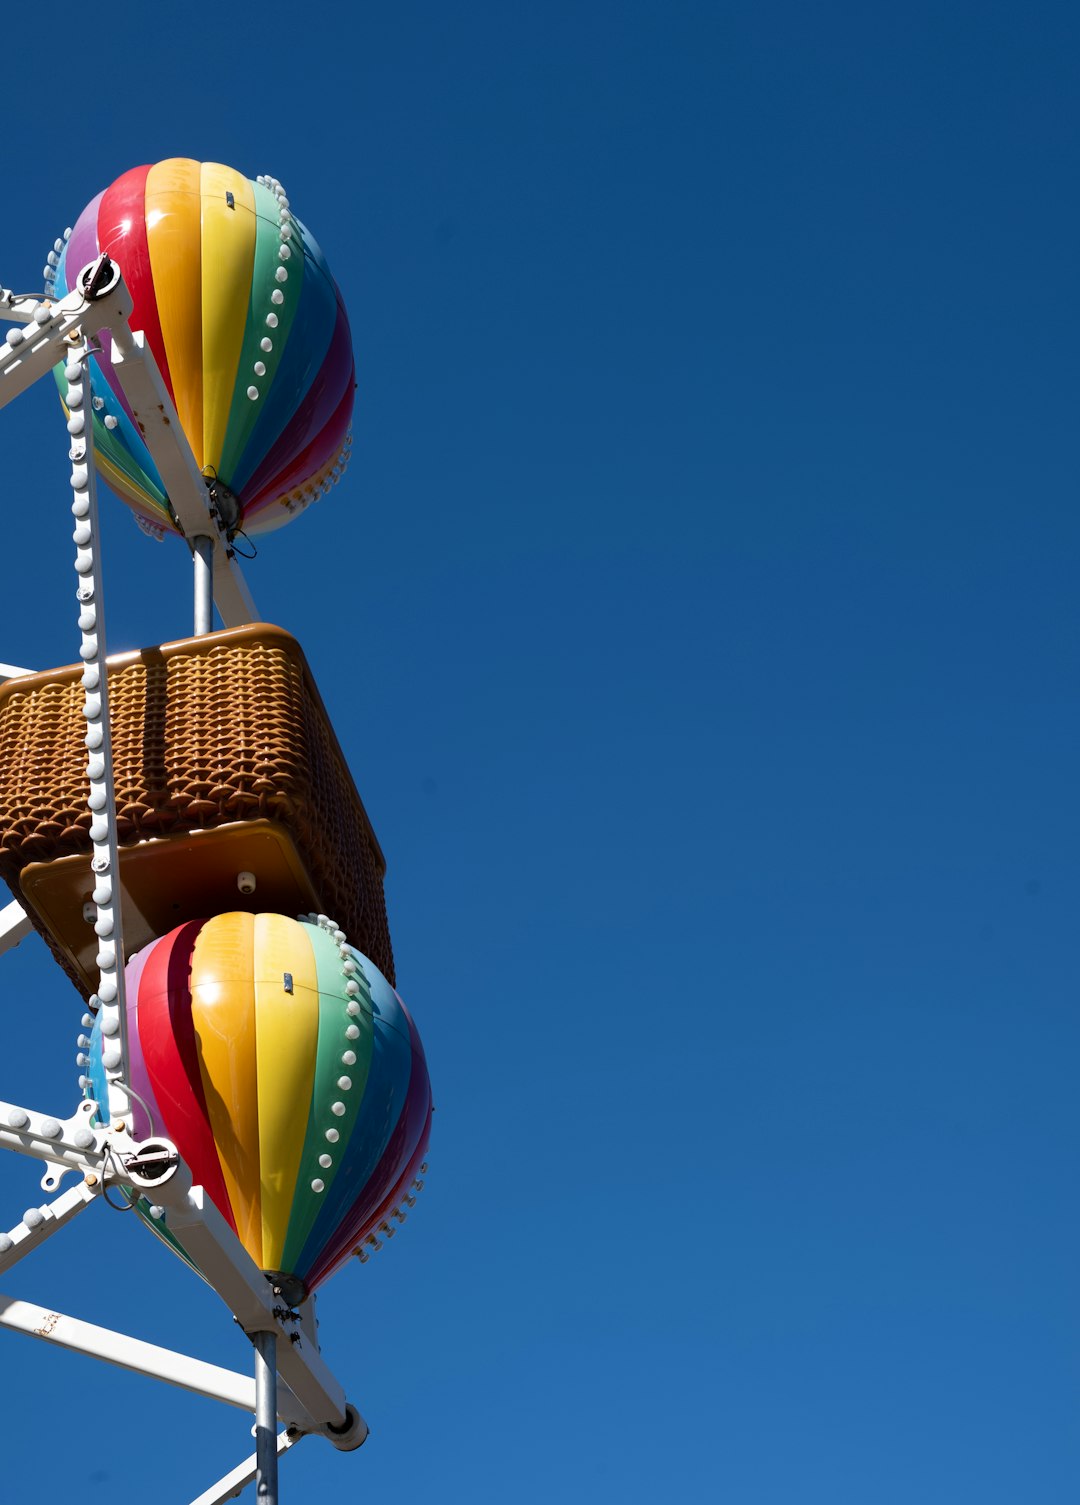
[{"xmin": 0, "ymin": 625, "xmax": 393, "ymax": 995}]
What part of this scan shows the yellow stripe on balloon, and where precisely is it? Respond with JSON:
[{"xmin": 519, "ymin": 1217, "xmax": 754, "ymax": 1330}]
[
  {"xmin": 145, "ymin": 157, "xmax": 204, "ymax": 463},
  {"xmin": 200, "ymin": 163, "xmax": 256, "ymax": 477},
  {"xmin": 254, "ymin": 915, "xmax": 319, "ymax": 1271},
  {"xmin": 189, "ymin": 912, "xmax": 263, "ymax": 1259}
]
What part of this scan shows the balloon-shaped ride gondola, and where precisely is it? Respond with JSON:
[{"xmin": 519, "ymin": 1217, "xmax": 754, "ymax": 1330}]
[
  {"xmin": 51, "ymin": 158, "xmax": 355, "ymax": 539},
  {"xmin": 85, "ymin": 915, "xmax": 431, "ymax": 1298}
]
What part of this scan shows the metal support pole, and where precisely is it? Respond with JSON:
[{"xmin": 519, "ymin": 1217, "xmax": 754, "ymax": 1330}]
[
  {"xmin": 254, "ymin": 1330, "xmax": 279, "ymax": 1504},
  {"xmin": 193, "ymin": 535, "xmax": 214, "ymax": 635},
  {"xmin": 190, "ymin": 1430, "xmax": 303, "ymax": 1505}
]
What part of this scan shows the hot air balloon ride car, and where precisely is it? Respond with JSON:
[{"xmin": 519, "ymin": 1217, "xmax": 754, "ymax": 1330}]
[
  {"xmin": 49, "ymin": 158, "xmax": 355, "ymax": 539},
  {"xmin": 84, "ymin": 914, "xmax": 431, "ymax": 1298}
]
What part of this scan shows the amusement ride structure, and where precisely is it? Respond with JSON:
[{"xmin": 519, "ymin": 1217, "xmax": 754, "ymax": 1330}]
[{"xmin": 0, "ymin": 159, "xmax": 433, "ymax": 1503}]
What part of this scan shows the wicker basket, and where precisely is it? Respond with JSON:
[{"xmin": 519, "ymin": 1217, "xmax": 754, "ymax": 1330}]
[{"xmin": 0, "ymin": 624, "xmax": 393, "ymax": 997}]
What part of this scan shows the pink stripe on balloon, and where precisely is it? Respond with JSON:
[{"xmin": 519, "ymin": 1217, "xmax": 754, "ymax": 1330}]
[
  {"xmin": 124, "ymin": 942, "xmax": 162, "ymax": 1141},
  {"xmin": 64, "ymin": 190, "xmax": 104, "ymax": 295}
]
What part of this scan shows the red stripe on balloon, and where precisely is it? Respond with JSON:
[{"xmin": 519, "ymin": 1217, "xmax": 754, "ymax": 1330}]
[
  {"xmin": 306, "ymin": 1004, "xmax": 432, "ymax": 1288},
  {"xmin": 134, "ymin": 921, "xmax": 237, "ymax": 1233},
  {"xmin": 97, "ymin": 164, "xmax": 176, "ymax": 410},
  {"xmin": 237, "ymin": 297, "xmax": 354, "ymax": 506}
]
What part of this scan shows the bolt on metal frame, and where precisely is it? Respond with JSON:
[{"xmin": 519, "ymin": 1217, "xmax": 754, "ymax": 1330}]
[{"xmin": 0, "ymin": 259, "xmax": 368, "ymax": 1505}]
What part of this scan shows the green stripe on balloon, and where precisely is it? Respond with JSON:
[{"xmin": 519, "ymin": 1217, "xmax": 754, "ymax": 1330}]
[
  {"xmin": 216, "ymin": 181, "xmax": 305, "ymax": 487},
  {"xmin": 279, "ymin": 923, "xmax": 375, "ymax": 1275},
  {"xmin": 134, "ymin": 1200, "xmax": 204, "ymax": 1280}
]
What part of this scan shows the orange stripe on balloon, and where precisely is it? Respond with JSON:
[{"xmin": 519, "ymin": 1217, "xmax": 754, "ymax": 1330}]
[
  {"xmin": 254, "ymin": 916, "xmax": 319, "ymax": 1272},
  {"xmin": 189, "ymin": 912, "xmax": 263, "ymax": 1261},
  {"xmin": 200, "ymin": 163, "xmax": 256, "ymax": 477},
  {"xmin": 145, "ymin": 157, "xmax": 205, "ymax": 464}
]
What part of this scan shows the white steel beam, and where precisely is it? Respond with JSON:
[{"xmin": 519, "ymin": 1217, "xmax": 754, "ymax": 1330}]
[
  {"xmin": 0, "ymin": 899, "xmax": 33, "ymax": 957},
  {"xmin": 0, "ymin": 1098, "xmax": 104, "ymax": 1178},
  {"xmin": 157, "ymin": 1184, "xmax": 359, "ymax": 1438},
  {"xmin": 0, "ymin": 294, "xmax": 49, "ymax": 324},
  {"xmin": 106, "ymin": 325, "xmax": 210, "ymax": 533},
  {"xmin": 0, "ymin": 274, "xmax": 134, "ymax": 410},
  {"xmin": 211, "ymin": 542, "xmax": 260, "ymax": 627},
  {"xmin": 0, "ymin": 1180, "xmax": 96, "ymax": 1274},
  {"xmin": 0, "ymin": 267, "xmax": 258, "ymax": 628},
  {"xmin": 0, "ymin": 1292, "xmax": 312, "ymax": 1427},
  {"xmin": 107, "ymin": 327, "xmax": 259, "ymax": 627},
  {"xmin": 189, "ymin": 1429, "xmax": 303, "ymax": 1505}
]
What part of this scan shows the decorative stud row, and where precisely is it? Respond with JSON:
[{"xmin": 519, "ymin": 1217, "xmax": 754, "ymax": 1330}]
[
  {"xmin": 300, "ymin": 912, "xmax": 372, "ymax": 1196},
  {"xmin": 66, "ymin": 344, "xmax": 128, "ymax": 1119},
  {"xmin": 353, "ymin": 1161, "xmax": 429, "ymax": 1264},
  {"xmin": 42, "ymin": 227, "xmax": 72, "ymax": 298}
]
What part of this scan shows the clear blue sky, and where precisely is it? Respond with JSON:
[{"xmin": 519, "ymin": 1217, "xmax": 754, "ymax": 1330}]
[{"xmin": 0, "ymin": 2, "xmax": 1078, "ymax": 1500}]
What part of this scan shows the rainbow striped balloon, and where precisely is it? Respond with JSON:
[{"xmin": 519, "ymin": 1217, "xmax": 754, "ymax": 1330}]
[
  {"xmin": 52, "ymin": 159, "xmax": 355, "ymax": 538},
  {"xmin": 85, "ymin": 914, "xmax": 431, "ymax": 1295}
]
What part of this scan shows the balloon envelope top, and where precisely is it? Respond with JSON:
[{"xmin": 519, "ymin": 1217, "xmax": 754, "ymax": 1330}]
[
  {"xmin": 85, "ymin": 914, "xmax": 431, "ymax": 1296},
  {"xmin": 53, "ymin": 160, "xmax": 355, "ymax": 538}
]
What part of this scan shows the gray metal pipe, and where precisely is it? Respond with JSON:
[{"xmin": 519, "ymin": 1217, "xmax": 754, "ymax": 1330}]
[
  {"xmin": 254, "ymin": 1330, "xmax": 278, "ymax": 1503},
  {"xmin": 193, "ymin": 534, "xmax": 214, "ymax": 635}
]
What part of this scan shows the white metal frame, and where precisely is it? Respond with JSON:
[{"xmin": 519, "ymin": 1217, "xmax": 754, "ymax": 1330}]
[
  {"xmin": 0, "ymin": 257, "xmax": 368, "ymax": 1504},
  {"xmin": 0, "ymin": 261, "xmax": 258, "ymax": 631}
]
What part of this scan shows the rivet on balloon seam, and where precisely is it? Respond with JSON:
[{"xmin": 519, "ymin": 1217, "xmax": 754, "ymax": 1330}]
[
  {"xmin": 42, "ymin": 227, "xmax": 71, "ymax": 297},
  {"xmin": 248, "ymin": 171, "xmax": 296, "ymax": 402}
]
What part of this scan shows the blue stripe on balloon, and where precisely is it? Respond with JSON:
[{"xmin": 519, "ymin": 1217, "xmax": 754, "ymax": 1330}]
[
  {"xmin": 89, "ymin": 382, "xmax": 169, "ymax": 502},
  {"xmin": 292, "ymin": 956, "xmax": 413, "ymax": 1282},
  {"xmin": 87, "ymin": 1022, "xmax": 109, "ymax": 1128},
  {"xmin": 228, "ymin": 220, "xmax": 339, "ymax": 495}
]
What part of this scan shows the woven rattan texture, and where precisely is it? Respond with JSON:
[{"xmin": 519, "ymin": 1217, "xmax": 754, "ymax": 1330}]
[{"xmin": 0, "ymin": 632, "xmax": 393, "ymax": 985}]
